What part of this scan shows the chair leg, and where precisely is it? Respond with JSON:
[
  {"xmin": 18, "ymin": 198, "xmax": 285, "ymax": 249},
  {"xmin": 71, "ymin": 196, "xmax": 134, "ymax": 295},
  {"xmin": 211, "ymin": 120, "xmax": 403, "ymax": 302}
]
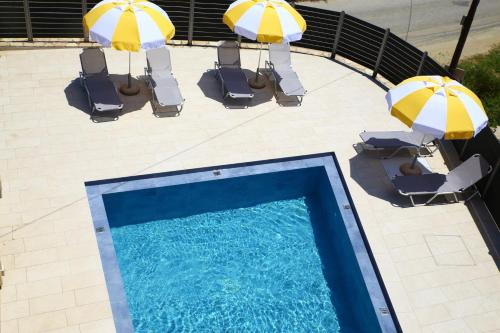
[{"xmin": 383, "ymin": 146, "xmax": 404, "ymax": 159}]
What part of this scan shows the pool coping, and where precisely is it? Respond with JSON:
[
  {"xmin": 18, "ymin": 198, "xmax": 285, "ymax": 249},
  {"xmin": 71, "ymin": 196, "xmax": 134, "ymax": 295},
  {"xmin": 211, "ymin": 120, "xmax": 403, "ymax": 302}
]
[{"xmin": 85, "ymin": 152, "xmax": 401, "ymax": 333}]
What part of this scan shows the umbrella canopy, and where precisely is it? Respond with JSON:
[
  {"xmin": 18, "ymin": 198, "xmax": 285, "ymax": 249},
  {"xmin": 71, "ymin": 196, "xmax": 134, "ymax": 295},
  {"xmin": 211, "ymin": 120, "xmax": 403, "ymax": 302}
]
[
  {"xmin": 386, "ymin": 75, "xmax": 488, "ymax": 140},
  {"xmin": 223, "ymin": 0, "xmax": 306, "ymax": 43},
  {"xmin": 83, "ymin": 0, "xmax": 175, "ymax": 52}
]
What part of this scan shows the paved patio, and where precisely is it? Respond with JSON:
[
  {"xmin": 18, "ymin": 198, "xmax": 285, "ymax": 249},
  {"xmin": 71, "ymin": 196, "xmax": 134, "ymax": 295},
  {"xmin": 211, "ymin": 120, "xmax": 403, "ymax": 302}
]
[{"xmin": 0, "ymin": 46, "xmax": 499, "ymax": 333}]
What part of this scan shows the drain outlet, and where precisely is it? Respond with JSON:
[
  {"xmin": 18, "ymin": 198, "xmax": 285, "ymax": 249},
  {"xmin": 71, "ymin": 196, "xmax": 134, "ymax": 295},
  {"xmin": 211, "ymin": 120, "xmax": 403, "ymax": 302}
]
[
  {"xmin": 213, "ymin": 170, "xmax": 221, "ymax": 176},
  {"xmin": 379, "ymin": 308, "xmax": 390, "ymax": 315},
  {"xmin": 95, "ymin": 226, "xmax": 105, "ymax": 233}
]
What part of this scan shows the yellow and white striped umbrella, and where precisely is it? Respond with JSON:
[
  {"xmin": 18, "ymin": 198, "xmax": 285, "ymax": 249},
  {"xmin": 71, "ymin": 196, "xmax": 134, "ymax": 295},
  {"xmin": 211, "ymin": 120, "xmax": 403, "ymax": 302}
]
[
  {"xmin": 83, "ymin": 0, "xmax": 175, "ymax": 52},
  {"xmin": 386, "ymin": 76, "xmax": 488, "ymax": 140},
  {"xmin": 223, "ymin": 0, "xmax": 306, "ymax": 43}
]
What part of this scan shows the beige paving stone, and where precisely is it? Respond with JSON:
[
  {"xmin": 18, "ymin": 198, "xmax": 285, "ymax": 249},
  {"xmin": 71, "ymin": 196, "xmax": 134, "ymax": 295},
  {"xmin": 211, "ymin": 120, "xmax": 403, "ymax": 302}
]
[
  {"xmin": 1, "ymin": 300, "xmax": 29, "ymax": 321},
  {"xmin": 65, "ymin": 301, "xmax": 112, "ymax": 326},
  {"xmin": 2, "ymin": 268, "xmax": 27, "ymax": 286},
  {"xmin": 415, "ymin": 304, "xmax": 452, "ymax": 326},
  {"xmin": 23, "ymin": 233, "xmax": 66, "ymax": 252},
  {"xmin": 445, "ymin": 295, "xmax": 498, "ymax": 319},
  {"xmin": 464, "ymin": 311, "xmax": 500, "ymax": 332},
  {"xmin": 57, "ymin": 242, "xmax": 99, "ymax": 261},
  {"xmin": 16, "ymin": 277, "xmax": 62, "ymax": 300},
  {"xmin": 29, "ymin": 292, "xmax": 76, "ymax": 315},
  {"xmin": 61, "ymin": 270, "xmax": 105, "ymax": 291},
  {"xmin": 41, "ymin": 326, "xmax": 80, "ymax": 333},
  {"xmin": 0, "ymin": 286, "xmax": 17, "ymax": 303},
  {"xmin": 441, "ymin": 282, "xmax": 482, "ymax": 301},
  {"xmin": 26, "ymin": 261, "xmax": 70, "ymax": 282},
  {"xmin": 409, "ymin": 287, "xmax": 449, "ymax": 308},
  {"xmin": 67, "ymin": 255, "xmax": 101, "ymax": 275},
  {"xmin": 18, "ymin": 310, "xmax": 67, "ymax": 333},
  {"xmin": 74, "ymin": 285, "xmax": 109, "ymax": 306},
  {"xmin": 0, "ymin": 319, "xmax": 19, "ymax": 333},
  {"xmin": 14, "ymin": 248, "xmax": 58, "ymax": 269},
  {"xmin": 428, "ymin": 319, "xmax": 473, "ymax": 333},
  {"xmin": 0, "ymin": 239, "xmax": 25, "ymax": 256},
  {"xmin": 473, "ymin": 275, "xmax": 500, "ymax": 294},
  {"xmin": 79, "ymin": 318, "xmax": 115, "ymax": 333}
]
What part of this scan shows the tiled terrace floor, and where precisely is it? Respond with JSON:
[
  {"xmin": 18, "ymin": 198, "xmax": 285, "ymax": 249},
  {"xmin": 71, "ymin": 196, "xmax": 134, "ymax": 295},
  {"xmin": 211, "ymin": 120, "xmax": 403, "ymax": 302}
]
[{"xmin": 0, "ymin": 46, "xmax": 499, "ymax": 333}]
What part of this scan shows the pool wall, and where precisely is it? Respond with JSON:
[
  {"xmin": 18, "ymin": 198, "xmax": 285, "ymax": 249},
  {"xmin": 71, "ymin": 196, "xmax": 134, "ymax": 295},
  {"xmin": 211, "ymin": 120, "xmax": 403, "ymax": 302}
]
[{"xmin": 85, "ymin": 153, "xmax": 401, "ymax": 333}]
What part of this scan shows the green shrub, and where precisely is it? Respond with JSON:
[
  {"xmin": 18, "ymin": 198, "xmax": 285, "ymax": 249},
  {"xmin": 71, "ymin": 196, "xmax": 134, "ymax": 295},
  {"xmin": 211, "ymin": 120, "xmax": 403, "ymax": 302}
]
[{"xmin": 460, "ymin": 45, "xmax": 500, "ymax": 127}]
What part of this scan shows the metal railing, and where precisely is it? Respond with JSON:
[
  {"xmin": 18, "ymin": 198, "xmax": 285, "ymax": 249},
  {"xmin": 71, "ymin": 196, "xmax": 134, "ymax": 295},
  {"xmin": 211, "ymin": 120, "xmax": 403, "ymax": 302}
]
[{"xmin": 0, "ymin": 0, "xmax": 499, "ymax": 227}]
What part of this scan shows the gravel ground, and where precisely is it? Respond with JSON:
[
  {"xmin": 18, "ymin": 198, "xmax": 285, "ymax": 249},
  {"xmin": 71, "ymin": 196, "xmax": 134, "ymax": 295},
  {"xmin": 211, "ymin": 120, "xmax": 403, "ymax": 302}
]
[{"xmin": 299, "ymin": 0, "xmax": 500, "ymax": 64}]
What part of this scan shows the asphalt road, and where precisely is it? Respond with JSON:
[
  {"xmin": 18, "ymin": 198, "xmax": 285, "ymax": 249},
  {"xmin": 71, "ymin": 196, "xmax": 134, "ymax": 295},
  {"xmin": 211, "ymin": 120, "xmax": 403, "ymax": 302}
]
[{"xmin": 299, "ymin": 0, "xmax": 500, "ymax": 62}]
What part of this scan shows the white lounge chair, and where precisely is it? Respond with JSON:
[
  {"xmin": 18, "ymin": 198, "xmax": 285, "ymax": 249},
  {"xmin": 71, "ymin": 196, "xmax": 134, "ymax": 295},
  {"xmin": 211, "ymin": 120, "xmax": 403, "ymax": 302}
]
[
  {"xmin": 265, "ymin": 43, "xmax": 306, "ymax": 106},
  {"xmin": 145, "ymin": 47, "xmax": 185, "ymax": 116}
]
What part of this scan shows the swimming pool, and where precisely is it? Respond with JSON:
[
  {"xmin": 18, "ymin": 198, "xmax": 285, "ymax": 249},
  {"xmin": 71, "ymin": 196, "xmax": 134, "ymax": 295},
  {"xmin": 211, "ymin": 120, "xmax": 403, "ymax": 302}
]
[{"xmin": 86, "ymin": 153, "xmax": 399, "ymax": 332}]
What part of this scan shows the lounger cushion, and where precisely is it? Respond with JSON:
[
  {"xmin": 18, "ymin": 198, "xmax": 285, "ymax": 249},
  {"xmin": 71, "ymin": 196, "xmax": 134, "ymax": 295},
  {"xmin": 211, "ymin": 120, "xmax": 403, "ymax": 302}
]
[
  {"xmin": 360, "ymin": 131, "xmax": 433, "ymax": 149},
  {"xmin": 150, "ymin": 74, "xmax": 184, "ymax": 107},
  {"xmin": 273, "ymin": 68, "xmax": 306, "ymax": 96},
  {"xmin": 85, "ymin": 76, "xmax": 123, "ymax": 112},
  {"xmin": 392, "ymin": 174, "xmax": 448, "ymax": 195},
  {"xmin": 146, "ymin": 47, "xmax": 172, "ymax": 73},
  {"xmin": 219, "ymin": 67, "xmax": 254, "ymax": 98}
]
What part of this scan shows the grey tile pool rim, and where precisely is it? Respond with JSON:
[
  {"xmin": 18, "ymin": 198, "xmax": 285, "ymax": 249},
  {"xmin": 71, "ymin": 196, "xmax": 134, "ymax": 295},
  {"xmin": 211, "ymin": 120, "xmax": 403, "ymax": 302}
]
[{"xmin": 85, "ymin": 152, "xmax": 401, "ymax": 333}]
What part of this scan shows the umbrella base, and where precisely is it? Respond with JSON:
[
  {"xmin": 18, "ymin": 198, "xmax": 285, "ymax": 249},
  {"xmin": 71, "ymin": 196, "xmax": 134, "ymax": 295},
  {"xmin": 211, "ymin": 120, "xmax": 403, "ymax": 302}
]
[
  {"xmin": 119, "ymin": 84, "xmax": 140, "ymax": 96},
  {"xmin": 248, "ymin": 77, "xmax": 266, "ymax": 89},
  {"xmin": 399, "ymin": 163, "xmax": 422, "ymax": 176}
]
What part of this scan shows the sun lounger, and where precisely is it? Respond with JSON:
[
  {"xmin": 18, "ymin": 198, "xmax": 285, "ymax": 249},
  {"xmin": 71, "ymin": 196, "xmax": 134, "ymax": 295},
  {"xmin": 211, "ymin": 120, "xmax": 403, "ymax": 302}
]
[
  {"xmin": 265, "ymin": 43, "xmax": 306, "ymax": 105},
  {"xmin": 214, "ymin": 41, "xmax": 254, "ymax": 107},
  {"xmin": 145, "ymin": 47, "xmax": 185, "ymax": 116},
  {"xmin": 392, "ymin": 154, "xmax": 492, "ymax": 206},
  {"xmin": 79, "ymin": 48, "xmax": 123, "ymax": 121},
  {"xmin": 359, "ymin": 131, "xmax": 437, "ymax": 158}
]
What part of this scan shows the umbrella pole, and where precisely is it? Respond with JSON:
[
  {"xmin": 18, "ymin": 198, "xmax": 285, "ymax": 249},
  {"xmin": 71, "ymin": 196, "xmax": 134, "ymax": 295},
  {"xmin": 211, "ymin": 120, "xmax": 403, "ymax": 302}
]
[
  {"xmin": 412, "ymin": 133, "xmax": 427, "ymax": 168},
  {"xmin": 128, "ymin": 51, "xmax": 132, "ymax": 88},
  {"xmin": 119, "ymin": 51, "xmax": 140, "ymax": 96},
  {"xmin": 249, "ymin": 42, "xmax": 266, "ymax": 89},
  {"xmin": 255, "ymin": 42, "xmax": 262, "ymax": 82},
  {"xmin": 400, "ymin": 131, "xmax": 425, "ymax": 175}
]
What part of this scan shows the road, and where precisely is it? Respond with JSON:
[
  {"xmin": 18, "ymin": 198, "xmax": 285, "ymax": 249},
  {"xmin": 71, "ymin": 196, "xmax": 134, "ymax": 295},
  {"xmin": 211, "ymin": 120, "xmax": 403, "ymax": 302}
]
[{"xmin": 299, "ymin": 0, "xmax": 500, "ymax": 63}]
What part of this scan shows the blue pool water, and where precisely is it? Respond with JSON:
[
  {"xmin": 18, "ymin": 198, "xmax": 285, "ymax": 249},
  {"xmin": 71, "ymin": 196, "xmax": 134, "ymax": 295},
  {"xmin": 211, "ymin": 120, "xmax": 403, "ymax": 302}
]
[
  {"xmin": 111, "ymin": 197, "xmax": 341, "ymax": 332},
  {"xmin": 94, "ymin": 158, "xmax": 396, "ymax": 332}
]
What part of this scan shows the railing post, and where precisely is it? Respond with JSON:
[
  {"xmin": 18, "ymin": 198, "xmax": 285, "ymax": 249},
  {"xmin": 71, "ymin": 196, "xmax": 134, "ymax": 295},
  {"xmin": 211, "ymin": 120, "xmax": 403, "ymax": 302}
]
[
  {"xmin": 188, "ymin": 0, "xmax": 195, "ymax": 45},
  {"xmin": 82, "ymin": 0, "xmax": 88, "ymax": 41},
  {"xmin": 22, "ymin": 0, "xmax": 33, "ymax": 41},
  {"xmin": 416, "ymin": 51, "xmax": 427, "ymax": 75},
  {"xmin": 482, "ymin": 158, "xmax": 500, "ymax": 198},
  {"xmin": 331, "ymin": 11, "xmax": 345, "ymax": 59},
  {"xmin": 372, "ymin": 28, "xmax": 390, "ymax": 79},
  {"xmin": 460, "ymin": 140, "xmax": 469, "ymax": 159}
]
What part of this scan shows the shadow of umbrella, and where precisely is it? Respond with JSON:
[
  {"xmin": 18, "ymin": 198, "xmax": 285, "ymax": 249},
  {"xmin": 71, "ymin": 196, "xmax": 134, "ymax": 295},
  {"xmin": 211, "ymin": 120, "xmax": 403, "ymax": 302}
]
[
  {"xmin": 348, "ymin": 151, "xmax": 410, "ymax": 207},
  {"xmin": 64, "ymin": 74, "xmax": 151, "ymax": 122},
  {"xmin": 197, "ymin": 69, "xmax": 274, "ymax": 109}
]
